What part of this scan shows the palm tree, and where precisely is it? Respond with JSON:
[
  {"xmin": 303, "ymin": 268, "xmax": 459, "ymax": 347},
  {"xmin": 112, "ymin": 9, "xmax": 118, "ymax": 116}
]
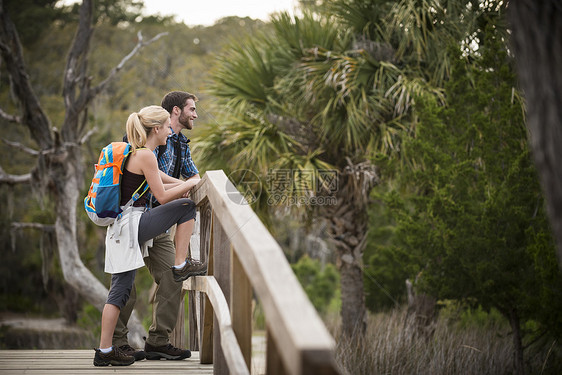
[{"xmin": 195, "ymin": 0, "xmax": 496, "ymax": 337}]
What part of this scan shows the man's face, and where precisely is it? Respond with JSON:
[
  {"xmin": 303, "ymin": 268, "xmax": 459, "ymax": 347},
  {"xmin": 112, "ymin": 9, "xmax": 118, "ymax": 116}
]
[{"xmin": 178, "ymin": 98, "xmax": 197, "ymax": 130}]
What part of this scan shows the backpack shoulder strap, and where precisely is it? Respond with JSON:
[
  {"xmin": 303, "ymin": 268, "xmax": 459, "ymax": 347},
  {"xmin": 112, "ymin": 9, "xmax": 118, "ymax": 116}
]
[{"xmin": 121, "ymin": 179, "xmax": 149, "ymax": 212}]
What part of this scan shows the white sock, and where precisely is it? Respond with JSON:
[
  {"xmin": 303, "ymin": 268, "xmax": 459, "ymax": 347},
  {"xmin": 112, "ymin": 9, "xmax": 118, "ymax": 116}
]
[
  {"xmin": 100, "ymin": 346, "xmax": 113, "ymax": 353},
  {"xmin": 173, "ymin": 260, "xmax": 186, "ymax": 269}
]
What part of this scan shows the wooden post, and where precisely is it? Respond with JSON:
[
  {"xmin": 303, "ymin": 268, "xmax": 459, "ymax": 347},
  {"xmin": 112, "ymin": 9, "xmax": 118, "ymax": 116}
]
[
  {"xmin": 231, "ymin": 246, "xmax": 252, "ymax": 369},
  {"xmin": 212, "ymin": 214, "xmax": 231, "ymax": 374},
  {"xmin": 167, "ymin": 224, "xmax": 185, "ymax": 349},
  {"xmin": 200, "ymin": 203, "xmax": 214, "ymax": 364},
  {"xmin": 266, "ymin": 326, "xmax": 288, "ymax": 375},
  {"xmin": 188, "ymin": 210, "xmax": 202, "ymax": 351}
]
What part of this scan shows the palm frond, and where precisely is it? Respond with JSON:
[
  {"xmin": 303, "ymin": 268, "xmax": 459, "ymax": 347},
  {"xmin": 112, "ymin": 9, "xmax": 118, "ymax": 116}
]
[
  {"xmin": 326, "ymin": 0, "xmax": 391, "ymax": 40},
  {"xmin": 209, "ymin": 36, "xmax": 277, "ymax": 110},
  {"xmin": 271, "ymin": 10, "xmax": 345, "ymax": 58}
]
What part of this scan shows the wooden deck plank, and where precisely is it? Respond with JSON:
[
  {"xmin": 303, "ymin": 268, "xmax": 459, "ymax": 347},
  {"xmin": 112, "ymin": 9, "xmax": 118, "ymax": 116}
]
[{"xmin": 0, "ymin": 350, "xmax": 213, "ymax": 374}]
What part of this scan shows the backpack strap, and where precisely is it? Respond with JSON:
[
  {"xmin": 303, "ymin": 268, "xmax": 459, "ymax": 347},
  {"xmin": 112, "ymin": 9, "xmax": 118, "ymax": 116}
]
[
  {"xmin": 172, "ymin": 139, "xmax": 182, "ymax": 178},
  {"xmin": 120, "ymin": 147, "xmax": 151, "ymax": 215},
  {"xmin": 118, "ymin": 179, "xmax": 149, "ymax": 219}
]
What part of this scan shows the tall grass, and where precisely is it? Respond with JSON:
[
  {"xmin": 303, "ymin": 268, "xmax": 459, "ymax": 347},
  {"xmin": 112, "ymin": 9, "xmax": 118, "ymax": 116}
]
[{"xmin": 327, "ymin": 307, "xmax": 521, "ymax": 375}]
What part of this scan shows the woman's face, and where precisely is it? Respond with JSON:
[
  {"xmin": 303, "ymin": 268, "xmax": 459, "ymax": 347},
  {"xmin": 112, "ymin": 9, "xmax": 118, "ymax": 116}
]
[{"xmin": 158, "ymin": 117, "xmax": 172, "ymax": 145}]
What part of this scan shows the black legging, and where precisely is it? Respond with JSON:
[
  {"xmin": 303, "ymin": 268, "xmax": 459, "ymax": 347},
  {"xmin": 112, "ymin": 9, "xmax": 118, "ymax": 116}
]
[{"xmin": 138, "ymin": 198, "xmax": 196, "ymax": 244}]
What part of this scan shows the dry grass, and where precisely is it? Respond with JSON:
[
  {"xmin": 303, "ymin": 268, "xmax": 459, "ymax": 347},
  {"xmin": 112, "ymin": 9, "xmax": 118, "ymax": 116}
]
[{"xmin": 328, "ymin": 307, "xmax": 518, "ymax": 375}]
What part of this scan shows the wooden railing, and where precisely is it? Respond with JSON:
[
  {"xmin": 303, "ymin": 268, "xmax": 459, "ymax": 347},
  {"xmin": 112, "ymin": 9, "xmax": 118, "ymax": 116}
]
[{"xmin": 178, "ymin": 170, "xmax": 340, "ymax": 375}]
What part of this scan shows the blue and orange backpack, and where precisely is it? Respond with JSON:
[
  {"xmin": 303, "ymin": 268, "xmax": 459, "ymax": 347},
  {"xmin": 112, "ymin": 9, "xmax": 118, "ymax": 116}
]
[{"xmin": 84, "ymin": 142, "xmax": 149, "ymax": 226}]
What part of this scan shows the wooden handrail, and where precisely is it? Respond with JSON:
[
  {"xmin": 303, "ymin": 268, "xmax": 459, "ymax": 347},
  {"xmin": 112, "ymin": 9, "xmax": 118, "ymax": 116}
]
[
  {"xmin": 184, "ymin": 276, "xmax": 249, "ymax": 375},
  {"xmin": 183, "ymin": 170, "xmax": 340, "ymax": 375}
]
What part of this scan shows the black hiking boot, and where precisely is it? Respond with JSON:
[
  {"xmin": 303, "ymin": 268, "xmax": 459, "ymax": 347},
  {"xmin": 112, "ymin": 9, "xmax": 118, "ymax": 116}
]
[
  {"xmin": 93, "ymin": 347, "xmax": 135, "ymax": 366},
  {"xmin": 119, "ymin": 344, "xmax": 146, "ymax": 361},
  {"xmin": 144, "ymin": 342, "xmax": 191, "ymax": 360},
  {"xmin": 171, "ymin": 257, "xmax": 207, "ymax": 282}
]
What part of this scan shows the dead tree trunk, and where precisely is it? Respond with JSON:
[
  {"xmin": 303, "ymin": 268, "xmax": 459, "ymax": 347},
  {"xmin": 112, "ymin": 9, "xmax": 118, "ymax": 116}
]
[
  {"xmin": 0, "ymin": 0, "xmax": 165, "ymax": 347},
  {"xmin": 508, "ymin": 0, "xmax": 562, "ymax": 269},
  {"xmin": 508, "ymin": 308, "xmax": 526, "ymax": 375},
  {"xmin": 405, "ymin": 278, "xmax": 437, "ymax": 338}
]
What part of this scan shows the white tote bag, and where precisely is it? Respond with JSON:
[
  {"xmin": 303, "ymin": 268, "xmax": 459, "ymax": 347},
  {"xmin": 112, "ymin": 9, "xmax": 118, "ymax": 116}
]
[{"xmin": 104, "ymin": 208, "xmax": 148, "ymax": 274}]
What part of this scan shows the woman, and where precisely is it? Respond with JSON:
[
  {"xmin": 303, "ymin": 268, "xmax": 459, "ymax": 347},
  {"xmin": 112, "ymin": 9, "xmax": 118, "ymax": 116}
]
[{"xmin": 94, "ymin": 105, "xmax": 206, "ymax": 367}]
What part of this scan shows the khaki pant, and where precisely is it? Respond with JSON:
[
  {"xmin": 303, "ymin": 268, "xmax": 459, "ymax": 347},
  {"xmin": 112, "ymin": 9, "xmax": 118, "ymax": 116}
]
[{"xmin": 113, "ymin": 231, "xmax": 182, "ymax": 347}]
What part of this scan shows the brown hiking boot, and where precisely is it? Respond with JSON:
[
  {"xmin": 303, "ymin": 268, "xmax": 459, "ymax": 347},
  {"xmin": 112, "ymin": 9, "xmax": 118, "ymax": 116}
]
[
  {"xmin": 171, "ymin": 257, "xmax": 207, "ymax": 282},
  {"xmin": 119, "ymin": 344, "xmax": 146, "ymax": 361},
  {"xmin": 93, "ymin": 346, "xmax": 134, "ymax": 366},
  {"xmin": 144, "ymin": 342, "xmax": 191, "ymax": 360}
]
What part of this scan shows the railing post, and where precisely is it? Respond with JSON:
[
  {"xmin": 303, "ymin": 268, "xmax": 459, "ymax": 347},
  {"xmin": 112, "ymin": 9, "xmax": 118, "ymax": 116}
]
[
  {"xmin": 199, "ymin": 201, "xmax": 214, "ymax": 364},
  {"xmin": 266, "ymin": 326, "xmax": 288, "ymax": 375},
  {"xmin": 188, "ymin": 210, "xmax": 201, "ymax": 351},
  {"xmin": 168, "ymin": 224, "xmax": 185, "ymax": 349},
  {"xmin": 212, "ymin": 213, "xmax": 231, "ymax": 374},
  {"xmin": 231, "ymin": 246, "xmax": 252, "ymax": 369}
]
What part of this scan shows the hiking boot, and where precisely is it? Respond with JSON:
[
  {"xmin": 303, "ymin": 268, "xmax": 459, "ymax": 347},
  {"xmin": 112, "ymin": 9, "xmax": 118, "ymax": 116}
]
[
  {"xmin": 145, "ymin": 342, "xmax": 191, "ymax": 360},
  {"xmin": 93, "ymin": 347, "xmax": 135, "ymax": 366},
  {"xmin": 171, "ymin": 257, "xmax": 207, "ymax": 282},
  {"xmin": 119, "ymin": 344, "xmax": 146, "ymax": 361}
]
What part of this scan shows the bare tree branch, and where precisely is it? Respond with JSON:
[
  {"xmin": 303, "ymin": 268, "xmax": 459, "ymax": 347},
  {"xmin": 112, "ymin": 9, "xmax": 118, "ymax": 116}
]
[
  {"xmin": 61, "ymin": 0, "xmax": 94, "ymax": 139},
  {"xmin": 61, "ymin": 0, "xmax": 166, "ymax": 138},
  {"xmin": 0, "ymin": 106, "xmax": 22, "ymax": 123},
  {"xmin": 0, "ymin": 164, "xmax": 32, "ymax": 184},
  {"xmin": 89, "ymin": 31, "xmax": 168, "ymax": 99},
  {"xmin": 2, "ymin": 138, "xmax": 39, "ymax": 155},
  {"xmin": 79, "ymin": 127, "xmax": 97, "ymax": 145}
]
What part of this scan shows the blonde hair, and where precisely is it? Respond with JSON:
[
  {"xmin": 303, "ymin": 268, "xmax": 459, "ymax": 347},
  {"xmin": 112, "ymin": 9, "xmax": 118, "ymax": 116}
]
[{"xmin": 126, "ymin": 105, "xmax": 169, "ymax": 153}]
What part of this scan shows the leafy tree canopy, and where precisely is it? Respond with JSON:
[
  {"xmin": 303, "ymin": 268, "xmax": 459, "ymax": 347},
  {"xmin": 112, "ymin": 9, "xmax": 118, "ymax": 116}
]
[{"xmin": 377, "ymin": 27, "xmax": 562, "ymax": 341}]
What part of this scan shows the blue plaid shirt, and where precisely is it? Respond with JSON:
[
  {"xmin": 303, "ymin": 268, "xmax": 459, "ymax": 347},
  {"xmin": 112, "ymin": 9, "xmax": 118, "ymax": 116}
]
[
  {"xmin": 156, "ymin": 129, "xmax": 199, "ymax": 179},
  {"xmin": 148, "ymin": 129, "xmax": 198, "ymax": 207}
]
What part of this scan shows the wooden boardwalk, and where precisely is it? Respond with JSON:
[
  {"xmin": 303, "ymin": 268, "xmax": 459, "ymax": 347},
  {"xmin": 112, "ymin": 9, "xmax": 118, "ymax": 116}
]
[{"xmin": 0, "ymin": 350, "xmax": 213, "ymax": 374}]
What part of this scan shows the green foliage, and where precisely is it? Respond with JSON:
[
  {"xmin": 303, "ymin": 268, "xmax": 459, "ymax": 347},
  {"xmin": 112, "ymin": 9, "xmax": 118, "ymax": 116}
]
[
  {"xmin": 62, "ymin": 0, "xmax": 147, "ymax": 26},
  {"xmin": 252, "ymin": 299, "xmax": 266, "ymax": 331},
  {"xmin": 364, "ymin": 187, "xmax": 414, "ymax": 311},
  {"xmin": 291, "ymin": 255, "xmax": 340, "ymax": 314},
  {"xmin": 364, "ymin": 244, "xmax": 409, "ymax": 311},
  {"xmin": 439, "ymin": 300, "xmax": 506, "ymax": 331},
  {"xmin": 76, "ymin": 303, "xmax": 102, "ymax": 339},
  {"xmin": 379, "ymin": 27, "xmax": 562, "ymax": 342},
  {"xmin": 3, "ymin": 0, "xmax": 68, "ymax": 46},
  {"xmin": 323, "ymin": 0, "xmax": 393, "ymax": 40}
]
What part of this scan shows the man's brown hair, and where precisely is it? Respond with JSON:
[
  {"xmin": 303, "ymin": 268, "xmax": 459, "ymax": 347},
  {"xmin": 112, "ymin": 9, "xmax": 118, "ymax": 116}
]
[{"xmin": 161, "ymin": 91, "xmax": 199, "ymax": 114}]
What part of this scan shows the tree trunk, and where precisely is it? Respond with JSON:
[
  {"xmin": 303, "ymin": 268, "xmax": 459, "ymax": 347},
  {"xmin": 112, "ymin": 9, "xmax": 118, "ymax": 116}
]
[
  {"xmin": 508, "ymin": 308, "xmax": 526, "ymax": 375},
  {"xmin": 337, "ymin": 248, "xmax": 367, "ymax": 337},
  {"xmin": 405, "ymin": 279, "xmax": 437, "ymax": 338},
  {"xmin": 509, "ymin": 0, "xmax": 562, "ymax": 269},
  {"xmin": 324, "ymin": 160, "xmax": 378, "ymax": 338},
  {"xmin": 326, "ymin": 202, "xmax": 368, "ymax": 338}
]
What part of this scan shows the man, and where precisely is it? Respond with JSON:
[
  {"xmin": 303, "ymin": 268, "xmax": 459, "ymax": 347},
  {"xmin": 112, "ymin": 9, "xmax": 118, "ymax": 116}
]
[{"xmin": 114, "ymin": 91, "xmax": 205, "ymax": 361}]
